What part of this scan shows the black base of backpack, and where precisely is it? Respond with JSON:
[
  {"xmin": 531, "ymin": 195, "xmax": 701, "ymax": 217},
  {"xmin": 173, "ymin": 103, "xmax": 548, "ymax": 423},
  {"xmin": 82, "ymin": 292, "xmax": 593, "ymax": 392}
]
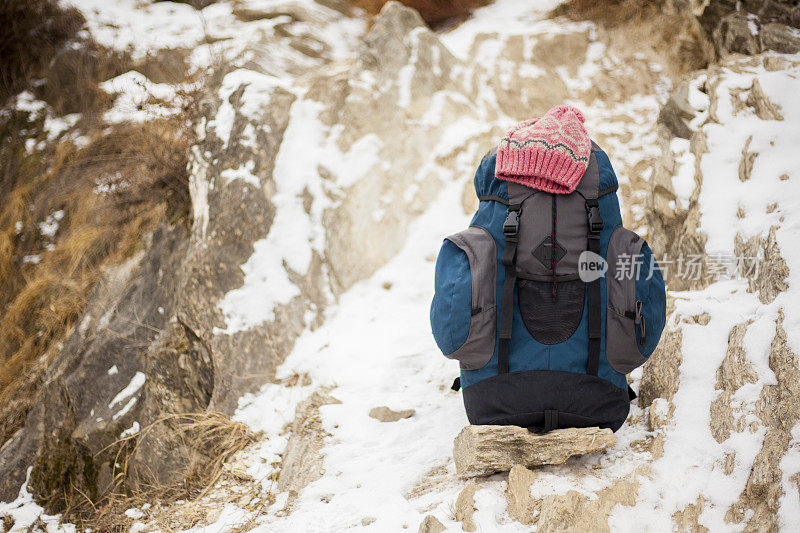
[{"xmin": 461, "ymin": 370, "xmax": 635, "ymax": 433}]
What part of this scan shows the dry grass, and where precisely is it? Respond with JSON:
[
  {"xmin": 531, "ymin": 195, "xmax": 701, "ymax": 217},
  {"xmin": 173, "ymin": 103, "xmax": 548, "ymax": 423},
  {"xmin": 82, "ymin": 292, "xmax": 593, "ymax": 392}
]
[
  {"xmin": 0, "ymin": 0, "xmax": 132, "ymax": 116},
  {"xmin": 0, "ymin": 0, "xmax": 197, "ymax": 441},
  {"xmin": 72, "ymin": 411, "xmax": 259, "ymax": 530},
  {"xmin": 350, "ymin": 0, "xmax": 491, "ymax": 27},
  {"xmin": 550, "ymin": 0, "xmax": 714, "ymax": 75},
  {"xmin": 0, "ymin": 111, "xmax": 196, "ymax": 449},
  {"xmin": 551, "ymin": 0, "xmax": 665, "ymax": 26},
  {"xmin": 0, "ymin": 0, "xmax": 85, "ymax": 105}
]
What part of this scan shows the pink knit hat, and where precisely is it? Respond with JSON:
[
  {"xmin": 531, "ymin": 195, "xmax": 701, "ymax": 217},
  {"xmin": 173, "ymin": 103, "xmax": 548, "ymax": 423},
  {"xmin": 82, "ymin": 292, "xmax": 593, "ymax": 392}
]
[{"xmin": 495, "ymin": 105, "xmax": 591, "ymax": 194}]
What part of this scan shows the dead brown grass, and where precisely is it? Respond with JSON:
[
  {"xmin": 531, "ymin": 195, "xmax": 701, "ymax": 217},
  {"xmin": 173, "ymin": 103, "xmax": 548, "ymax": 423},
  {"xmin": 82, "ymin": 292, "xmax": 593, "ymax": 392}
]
[
  {"xmin": 551, "ymin": 0, "xmax": 665, "ymax": 26},
  {"xmin": 1, "ymin": 0, "xmax": 133, "ymax": 119},
  {"xmin": 551, "ymin": 0, "xmax": 714, "ymax": 75},
  {"xmin": 0, "ymin": 0, "xmax": 85, "ymax": 105},
  {"xmin": 350, "ymin": 0, "xmax": 491, "ymax": 27},
  {"xmin": 0, "ymin": 111, "xmax": 196, "ymax": 449},
  {"xmin": 71, "ymin": 411, "xmax": 259, "ymax": 530}
]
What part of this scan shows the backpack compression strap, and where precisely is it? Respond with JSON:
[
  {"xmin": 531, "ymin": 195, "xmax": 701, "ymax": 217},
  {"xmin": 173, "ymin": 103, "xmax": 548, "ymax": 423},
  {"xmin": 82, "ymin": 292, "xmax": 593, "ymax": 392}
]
[
  {"xmin": 585, "ymin": 157, "xmax": 604, "ymax": 376},
  {"xmin": 498, "ymin": 204, "xmax": 521, "ymax": 374}
]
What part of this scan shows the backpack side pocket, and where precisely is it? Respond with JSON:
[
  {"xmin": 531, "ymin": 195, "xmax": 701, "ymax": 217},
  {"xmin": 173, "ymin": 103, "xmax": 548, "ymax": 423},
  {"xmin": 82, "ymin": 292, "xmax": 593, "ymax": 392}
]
[
  {"xmin": 606, "ymin": 226, "xmax": 666, "ymax": 374},
  {"xmin": 430, "ymin": 226, "xmax": 497, "ymax": 370}
]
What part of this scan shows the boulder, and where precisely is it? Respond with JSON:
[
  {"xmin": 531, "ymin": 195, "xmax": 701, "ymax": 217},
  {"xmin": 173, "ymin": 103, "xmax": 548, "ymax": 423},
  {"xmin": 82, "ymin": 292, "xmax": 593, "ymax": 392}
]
[
  {"xmin": 453, "ymin": 426, "xmax": 616, "ymax": 477},
  {"xmin": 697, "ymin": 0, "xmax": 738, "ymax": 37},
  {"xmin": 713, "ymin": 11, "xmax": 761, "ymax": 55},
  {"xmin": 657, "ymin": 80, "xmax": 696, "ymax": 139},
  {"xmin": 418, "ymin": 515, "xmax": 446, "ymax": 533},
  {"xmin": 748, "ymin": 0, "xmax": 800, "ymax": 28},
  {"xmin": 639, "ymin": 323, "xmax": 683, "ymax": 407},
  {"xmin": 760, "ymin": 22, "xmax": 800, "ymax": 53},
  {"xmin": 368, "ymin": 406, "xmax": 415, "ymax": 422}
]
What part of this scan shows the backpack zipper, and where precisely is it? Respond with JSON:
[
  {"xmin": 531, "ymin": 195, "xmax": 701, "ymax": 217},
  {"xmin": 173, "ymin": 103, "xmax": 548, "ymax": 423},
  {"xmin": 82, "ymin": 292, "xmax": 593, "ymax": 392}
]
[{"xmin": 635, "ymin": 299, "xmax": 646, "ymax": 345}]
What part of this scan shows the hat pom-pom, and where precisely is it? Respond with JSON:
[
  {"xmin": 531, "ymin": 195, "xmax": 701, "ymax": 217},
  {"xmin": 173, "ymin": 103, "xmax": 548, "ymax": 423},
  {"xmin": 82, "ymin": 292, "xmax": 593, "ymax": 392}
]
[{"xmin": 549, "ymin": 104, "xmax": 585, "ymax": 123}]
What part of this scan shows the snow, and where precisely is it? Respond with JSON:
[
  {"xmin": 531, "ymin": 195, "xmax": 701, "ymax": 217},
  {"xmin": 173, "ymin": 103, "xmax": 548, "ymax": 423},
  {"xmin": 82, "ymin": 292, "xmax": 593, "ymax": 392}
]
[
  {"xmin": 68, "ymin": 0, "xmax": 365, "ymax": 69},
  {"xmin": 216, "ymin": 97, "xmax": 328, "ymax": 333},
  {"xmin": 121, "ymin": 421, "xmax": 141, "ymax": 438},
  {"xmin": 216, "ymin": 94, "xmax": 385, "ymax": 333},
  {"xmin": 100, "ymin": 71, "xmax": 190, "ymax": 123},
  {"xmin": 220, "ymin": 161, "xmax": 261, "ymax": 188},
  {"xmin": 440, "ymin": 0, "xmax": 567, "ymax": 59},
  {"xmin": 38, "ymin": 210, "xmax": 65, "ymax": 239},
  {"xmin": 612, "ymin": 55, "xmax": 800, "ymax": 531},
  {"xmin": 397, "ymin": 27, "xmax": 427, "ymax": 108},
  {"xmin": 222, "ymin": 178, "xmax": 471, "ymax": 532},
  {"xmin": 112, "ymin": 397, "xmax": 138, "ymax": 421},
  {"xmin": 210, "ymin": 69, "xmax": 291, "ymax": 149},
  {"xmin": 0, "ymin": 469, "xmax": 74, "ymax": 533},
  {"xmin": 11, "ymin": 92, "xmax": 80, "ymax": 146},
  {"xmin": 125, "ymin": 507, "xmax": 145, "ymax": 519},
  {"xmin": 109, "ymin": 371, "xmax": 146, "ymax": 409}
]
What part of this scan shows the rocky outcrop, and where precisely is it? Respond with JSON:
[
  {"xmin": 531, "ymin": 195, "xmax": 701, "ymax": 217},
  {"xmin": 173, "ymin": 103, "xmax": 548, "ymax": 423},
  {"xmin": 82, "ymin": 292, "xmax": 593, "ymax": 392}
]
[
  {"xmin": 453, "ymin": 426, "xmax": 616, "ymax": 477},
  {"xmin": 636, "ymin": 46, "xmax": 800, "ymax": 532},
  {"xmin": 724, "ymin": 310, "xmax": 800, "ymax": 530},
  {"xmin": 276, "ymin": 390, "xmax": 341, "ymax": 499},
  {"xmin": 700, "ymin": 0, "xmax": 800, "ymax": 56},
  {"xmin": 1, "ymin": 0, "xmax": 676, "ymax": 512},
  {"xmin": 505, "ymin": 464, "xmax": 639, "ymax": 530},
  {"xmin": 0, "ymin": 0, "xmax": 496, "ymax": 507}
]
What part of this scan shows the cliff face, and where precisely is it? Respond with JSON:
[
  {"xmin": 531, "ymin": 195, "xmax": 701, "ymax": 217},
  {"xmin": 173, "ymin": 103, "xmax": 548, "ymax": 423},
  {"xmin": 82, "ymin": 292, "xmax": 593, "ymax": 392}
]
[{"xmin": 1, "ymin": 0, "xmax": 800, "ymax": 531}]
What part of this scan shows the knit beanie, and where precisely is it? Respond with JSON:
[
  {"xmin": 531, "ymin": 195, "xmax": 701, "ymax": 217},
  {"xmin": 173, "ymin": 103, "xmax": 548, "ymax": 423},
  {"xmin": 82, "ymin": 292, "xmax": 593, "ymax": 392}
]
[{"xmin": 495, "ymin": 105, "xmax": 591, "ymax": 194}]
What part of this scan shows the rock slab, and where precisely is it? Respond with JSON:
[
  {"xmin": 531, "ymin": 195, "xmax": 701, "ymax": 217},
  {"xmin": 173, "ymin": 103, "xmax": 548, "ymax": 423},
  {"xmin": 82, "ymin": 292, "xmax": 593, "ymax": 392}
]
[
  {"xmin": 453, "ymin": 426, "xmax": 616, "ymax": 477},
  {"xmin": 368, "ymin": 406, "xmax": 415, "ymax": 422},
  {"xmin": 455, "ymin": 482, "xmax": 478, "ymax": 532},
  {"xmin": 506, "ymin": 465, "xmax": 539, "ymax": 524},
  {"xmin": 418, "ymin": 515, "xmax": 446, "ymax": 533}
]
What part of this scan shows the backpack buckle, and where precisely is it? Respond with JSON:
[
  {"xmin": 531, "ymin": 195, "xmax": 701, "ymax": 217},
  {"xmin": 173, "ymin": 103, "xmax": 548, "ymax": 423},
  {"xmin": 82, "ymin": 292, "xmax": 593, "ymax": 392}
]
[
  {"xmin": 586, "ymin": 199, "xmax": 604, "ymax": 234},
  {"xmin": 503, "ymin": 209, "xmax": 520, "ymax": 236}
]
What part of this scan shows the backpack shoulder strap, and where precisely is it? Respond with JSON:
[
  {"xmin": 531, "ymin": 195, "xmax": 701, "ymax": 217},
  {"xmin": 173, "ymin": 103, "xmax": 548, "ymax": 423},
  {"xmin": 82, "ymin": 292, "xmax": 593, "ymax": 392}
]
[
  {"xmin": 583, "ymin": 149, "xmax": 603, "ymax": 376},
  {"xmin": 497, "ymin": 183, "xmax": 537, "ymax": 374}
]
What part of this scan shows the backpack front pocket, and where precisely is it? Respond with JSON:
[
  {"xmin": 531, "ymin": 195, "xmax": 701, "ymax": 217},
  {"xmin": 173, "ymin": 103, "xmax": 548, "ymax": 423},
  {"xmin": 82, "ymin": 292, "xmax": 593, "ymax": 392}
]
[
  {"xmin": 605, "ymin": 226, "xmax": 666, "ymax": 374},
  {"xmin": 430, "ymin": 226, "xmax": 497, "ymax": 370}
]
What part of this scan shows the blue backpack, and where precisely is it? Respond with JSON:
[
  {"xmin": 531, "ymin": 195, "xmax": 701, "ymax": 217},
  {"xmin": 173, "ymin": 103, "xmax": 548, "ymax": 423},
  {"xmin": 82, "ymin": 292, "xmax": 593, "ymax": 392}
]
[{"xmin": 430, "ymin": 143, "xmax": 667, "ymax": 432}]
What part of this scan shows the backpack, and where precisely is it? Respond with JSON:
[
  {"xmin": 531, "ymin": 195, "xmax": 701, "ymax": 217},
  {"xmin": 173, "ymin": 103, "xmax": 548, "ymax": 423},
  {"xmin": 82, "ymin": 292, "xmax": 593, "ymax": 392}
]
[{"xmin": 430, "ymin": 142, "xmax": 667, "ymax": 432}]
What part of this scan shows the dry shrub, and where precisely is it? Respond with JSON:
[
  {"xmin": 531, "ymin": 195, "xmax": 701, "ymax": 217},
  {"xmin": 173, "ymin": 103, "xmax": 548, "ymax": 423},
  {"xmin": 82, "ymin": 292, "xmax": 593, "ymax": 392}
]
[
  {"xmin": 0, "ymin": 111, "xmax": 195, "ymax": 448},
  {"xmin": 0, "ymin": 0, "xmax": 133, "ymax": 117},
  {"xmin": 350, "ymin": 0, "xmax": 491, "ymax": 27},
  {"xmin": 0, "ymin": 0, "xmax": 85, "ymax": 105},
  {"xmin": 551, "ymin": 0, "xmax": 665, "ymax": 26},
  {"xmin": 550, "ymin": 0, "xmax": 714, "ymax": 74},
  {"xmin": 34, "ymin": 40, "xmax": 131, "ymax": 117},
  {"xmin": 77, "ymin": 411, "xmax": 258, "ymax": 531}
]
